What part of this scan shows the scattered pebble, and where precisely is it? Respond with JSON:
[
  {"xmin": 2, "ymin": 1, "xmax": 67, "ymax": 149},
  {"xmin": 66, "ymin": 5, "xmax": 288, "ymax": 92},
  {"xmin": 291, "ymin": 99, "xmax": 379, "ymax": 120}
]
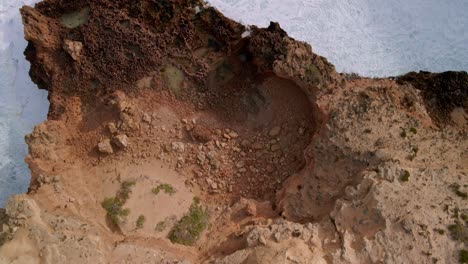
[{"xmin": 269, "ymin": 126, "xmax": 281, "ymax": 137}]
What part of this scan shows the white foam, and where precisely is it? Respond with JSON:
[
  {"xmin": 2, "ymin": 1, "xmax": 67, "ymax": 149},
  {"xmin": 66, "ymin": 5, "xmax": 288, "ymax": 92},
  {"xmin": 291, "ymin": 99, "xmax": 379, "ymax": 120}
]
[
  {"xmin": 0, "ymin": 0, "xmax": 48, "ymax": 206},
  {"xmin": 208, "ymin": 0, "xmax": 468, "ymax": 77}
]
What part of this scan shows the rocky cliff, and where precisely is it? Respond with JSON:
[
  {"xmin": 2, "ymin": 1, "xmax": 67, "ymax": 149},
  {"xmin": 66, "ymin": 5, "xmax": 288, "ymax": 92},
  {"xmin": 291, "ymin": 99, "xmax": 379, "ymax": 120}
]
[{"xmin": 0, "ymin": 1, "xmax": 467, "ymax": 263}]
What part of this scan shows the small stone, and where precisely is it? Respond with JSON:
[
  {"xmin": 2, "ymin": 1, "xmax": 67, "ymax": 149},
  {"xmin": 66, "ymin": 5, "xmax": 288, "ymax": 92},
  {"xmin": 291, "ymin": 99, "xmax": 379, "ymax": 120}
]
[
  {"xmin": 236, "ymin": 161, "xmax": 245, "ymax": 168},
  {"xmin": 298, "ymin": 127, "xmax": 305, "ymax": 135},
  {"xmin": 113, "ymin": 134, "xmax": 129, "ymax": 149},
  {"xmin": 177, "ymin": 157, "xmax": 185, "ymax": 163},
  {"xmin": 171, "ymin": 142, "xmax": 185, "ymax": 153},
  {"xmin": 120, "ymin": 113, "xmax": 139, "ymax": 131},
  {"xmin": 270, "ymin": 144, "xmax": 281, "ymax": 152},
  {"xmin": 246, "ymin": 202, "xmax": 257, "ymax": 216},
  {"xmin": 193, "ymin": 170, "xmax": 203, "ymax": 177},
  {"xmin": 98, "ymin": 139, "xmax": 113, "ymax": 154},
  {"xmin": 266, "ymin": 165, "xmax": 274, "ymax": 173},
  {"xmin": 228, "ymin": 131, "xmax": 239, "ymax": 138},
  {"xmin": 210, "ymin": 159, "xmax": 220, "ymax": 169},
  {"xmin": 223, "ymin": 133, "xmax": 231, "ymax": 140},
  {"xmin": 63, "ymin": 39, "xmax": 83, "ymax": 61},
  {"xmin": 241, "ymin": 140, "xmax": 250, "ymax": 147},
  {"xmin": 252, "ymin": 142, "xmax": 263, "ymax": 150},
  {"xmin": 181, "ymin": 118, "xmax": 188, "ymax": 124},
  {"xmin": 177, "ymin": 157, "xmax": 185, "ymax": 168},
  {"xmin": 107, "ymin": 122, "xmax": 118, "ymax": 134},
  {"xmin": 269, "ymin": 126, "xmax": 281, "ymax": 137},
  {"xmin": 206, "ymin": 151, "xmax": 217, "ymax": 160},
  {"xmin": 37, "ymin": 174, "xmax": 50, "ymax": 185},
  {"xmin": 197, "ymin": 153, "xmax": 206, "ymax": 164},
  {"xmin": 191, "ymin": 125, "xmax": 212, "ymax": 143},
  {"xmin": 375, "ymin": 149, "xmax": 392, "ymax": 161},
  {"xmin": 259, "ymin": 235, "xmax": 267, "ymax": 245},
  {"xmin": 142, "ymin": 113, "xmax": 152, "ymax": 123},
  {"xmin": 211, "ymin": 182, "xmax": 218, "ymax": 189}
]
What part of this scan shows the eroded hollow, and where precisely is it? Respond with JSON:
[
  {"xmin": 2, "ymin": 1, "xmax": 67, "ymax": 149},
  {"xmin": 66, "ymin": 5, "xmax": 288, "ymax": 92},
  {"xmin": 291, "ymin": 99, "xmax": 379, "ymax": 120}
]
[
  {"xmin": 80, "ymin": 49, "xmax": 317, "ymax": 203},
  {"xmin": 149, "ymin": 49, "xmax": 317, "ymax": 201},
  {"xmin": 193, "ymin": 72, "xmax": 315, "ymax": 200}
]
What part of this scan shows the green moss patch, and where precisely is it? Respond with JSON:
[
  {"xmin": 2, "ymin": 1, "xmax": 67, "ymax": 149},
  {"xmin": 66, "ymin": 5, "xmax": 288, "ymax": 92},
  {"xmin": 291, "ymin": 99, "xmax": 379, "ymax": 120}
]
[
  {"xmin": 448, "ymin": 221, "xmax": 468, "ymax": 244},
  {"xmin": 400, "ymin": 170, "xmax": 410, "ymax": 182},
  {"xmin": 0, "ymin": 232, "xmax": 8, "ymax": 247},
  {"xmin": 101, "ymin": 181, "xmax": 135, "ymax": 226},
  {"xmin": 152, "ymin": 183, "xmax": 176, "ymax": 195},
  {"xmin": 450, "ymin": 183, "xmax": 467, "ymax": 199},
  {"xmin": 155, "ymin": 221, "xmax": 166, "ymax": 232},
  {"xmin": 169, "ymin": 198, "xmax": 209, "ymax": 245},
  {"xmin": 136, "ymin": 215, "xmax": 146, "ymax": 229},
  {"xmin": 460, "ymin": 249, "xmax": 468, "ymax": 263}
]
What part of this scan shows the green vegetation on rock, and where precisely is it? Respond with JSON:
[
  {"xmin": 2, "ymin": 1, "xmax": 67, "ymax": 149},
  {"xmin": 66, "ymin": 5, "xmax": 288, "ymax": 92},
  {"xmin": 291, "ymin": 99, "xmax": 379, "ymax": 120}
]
[
  {"xmin": 459, "ymin": 249, "xmax": 468, "ymax": 263},
  {"xmin": 155, "ymin": 221, "xmax": 166, "ymax": 232},
  {"xmin": 0, "ymin": 232, "xmax": 8, "ymax": 247},
  {"xmin": 400, "ymin": 170, "xmax": 410, "ymax": 182},
  {"xmin": 434, "ymin": 228, "xmax": 445, "ymax": 235},
  {"xmin": 448, "ymin": 221, "xmax": 468, "ymax": 244},
  {"xmin": 136, "ymin": 215, "xmax": 146, "ymax": 229},
  {"xmin": 169, "ymin": 198, "xmax": 209, "ymax": 245},
  {"xmin": 450, "ymin": 183, "xmax": 467, "ymax": 199},
  {"xmin": 152, "ymin": 183, "xmax": 176, "ymax": 195},
  {"xmin": 101, "ymin": 181, "xmax": 135, "ymax": 226}
]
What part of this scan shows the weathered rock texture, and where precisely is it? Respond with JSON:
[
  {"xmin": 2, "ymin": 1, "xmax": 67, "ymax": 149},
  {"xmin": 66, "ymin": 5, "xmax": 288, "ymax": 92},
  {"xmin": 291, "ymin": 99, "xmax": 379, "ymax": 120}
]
[{"xmin": 0, "ymin": 1, "xmax": 467, "ymax": 264}]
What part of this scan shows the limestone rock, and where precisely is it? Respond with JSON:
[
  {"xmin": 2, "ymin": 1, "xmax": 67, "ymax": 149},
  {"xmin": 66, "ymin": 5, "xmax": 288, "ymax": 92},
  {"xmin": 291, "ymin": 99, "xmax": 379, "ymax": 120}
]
[
  {"xmin": 107, "ymin": 122, "xmax": 118, "ymax": 134},
  {"xmin": 63, "ymin": 39, "xmax": 83, "ymax": 61},
  {"xmin": 269, "ymin": 126, "xmax": 281, "ymax": 137},
  {"xmin": 171, "ymin": 142, "xmax": 185, "ymax": 153},
  {"xmin": 113, "ymin": 134, "xmax": 129, "ymax": 149},
  {"xmin": 97, "ymin": 138, "xmax": 113, "ymax": 154}
]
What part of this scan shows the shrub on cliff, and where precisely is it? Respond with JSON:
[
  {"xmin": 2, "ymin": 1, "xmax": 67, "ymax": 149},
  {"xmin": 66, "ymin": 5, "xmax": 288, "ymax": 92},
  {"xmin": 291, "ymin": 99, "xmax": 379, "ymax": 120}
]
[
  {"xmin": 101, "ymin": 181, "xmax": 135, "ymax": 226},
  {"xmin": 169, "ymin": 197, "xmax": 209, "ymax": 245}
]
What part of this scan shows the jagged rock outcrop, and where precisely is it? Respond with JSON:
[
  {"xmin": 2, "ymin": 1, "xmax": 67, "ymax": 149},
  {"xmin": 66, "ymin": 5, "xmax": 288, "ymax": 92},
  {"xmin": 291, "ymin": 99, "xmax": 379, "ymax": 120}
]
[{"xmin": 0, "ymin": 0, "xmax": 466, "ymax": 263}]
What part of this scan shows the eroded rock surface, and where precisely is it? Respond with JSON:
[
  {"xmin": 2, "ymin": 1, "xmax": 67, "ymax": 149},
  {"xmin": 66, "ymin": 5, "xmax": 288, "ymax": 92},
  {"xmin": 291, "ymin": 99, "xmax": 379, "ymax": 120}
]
[{"xmin": 0, "ymin": 1, "xmax": 466, "ymax": 264}]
